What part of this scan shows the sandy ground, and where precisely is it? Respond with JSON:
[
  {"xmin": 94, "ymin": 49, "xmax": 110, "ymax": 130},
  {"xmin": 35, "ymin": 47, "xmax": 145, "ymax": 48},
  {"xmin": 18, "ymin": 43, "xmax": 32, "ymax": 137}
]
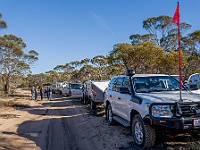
[{"xmin": 0, "ymin": 89, "xmax": 199, "ymax": 150}]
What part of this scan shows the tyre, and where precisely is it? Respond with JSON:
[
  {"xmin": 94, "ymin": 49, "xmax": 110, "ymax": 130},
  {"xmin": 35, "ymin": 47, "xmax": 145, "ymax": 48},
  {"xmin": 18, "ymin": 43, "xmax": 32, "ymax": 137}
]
[
  {"xmin": 106, "ymin": 104, "xmax": 115, "ymax": 125},
  {"xmin": 132, "ymin": 115, "xmax": 155, "ymax": 148},
  {"xmin": 83, "ymin": 95, "xmax": 88, "ymax": 105},
  {"xmin": 90, "ymin": 100, "xmax": 96, "ymax": 109},
  {"xmin": 81, "ymin": 93, "xmax": 84, "ymax": 102}
]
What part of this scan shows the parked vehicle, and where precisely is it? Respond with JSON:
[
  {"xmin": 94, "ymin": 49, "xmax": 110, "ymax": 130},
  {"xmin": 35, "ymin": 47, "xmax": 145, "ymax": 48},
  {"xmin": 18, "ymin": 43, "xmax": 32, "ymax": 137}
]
[
  {"xmin": 82, "ymin": 80, "xmax": 92, "ymax": 104},
  {"xmin": 104, "ymin": 69, "xmax": 200, "ymax": 148},
  {"xmin": 60, "ymin": 83, "xmax": 82, "ymax": 98},
  {"xmin": 70, "ymin": 83, "xmax": 83, "ymax": 98},
  {"xmin": 51, "ymin": 82, "xmax": 66, "ymax": 94},
  {"xmin": 185, "ymin": 73, "xmax": 200, "ymax": 94},
  {"xmin": 82, "ymin": 80, "xmax": 109, "ymax": 109},
  {"xmin": 60, "ymin": 83, "xmax": 70, "ymax": 96}
]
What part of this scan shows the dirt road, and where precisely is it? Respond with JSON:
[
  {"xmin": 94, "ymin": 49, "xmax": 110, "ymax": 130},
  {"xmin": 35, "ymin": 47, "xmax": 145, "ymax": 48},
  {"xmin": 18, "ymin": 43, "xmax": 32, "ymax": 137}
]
[
  {"xmin": 0, "ymin": 93, "xmax": 135, "ymax": 150},
  {"xmin": 0, "ymin": 90, "xmax": 199, "ymax": 150}
]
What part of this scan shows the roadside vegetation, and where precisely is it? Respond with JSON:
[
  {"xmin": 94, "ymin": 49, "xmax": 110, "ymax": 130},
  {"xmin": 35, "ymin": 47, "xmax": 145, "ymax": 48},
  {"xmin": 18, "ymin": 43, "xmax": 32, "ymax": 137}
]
[
  {"xmin": 20, "ymin": 15, "xmax": 200, "ymax": 90},
  {"xmin": 0, "ymin": 12, "xmax": 200, "ymax": 97}
]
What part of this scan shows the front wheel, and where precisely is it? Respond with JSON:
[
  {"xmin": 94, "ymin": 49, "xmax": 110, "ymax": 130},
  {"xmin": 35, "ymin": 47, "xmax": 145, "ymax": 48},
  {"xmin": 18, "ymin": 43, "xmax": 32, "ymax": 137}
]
[
  {"xmin": 132, "ymin": 115, "xmax": 155, "ymax": 148},
  {"xmin": 106, "ymin": 104, "xmax": 115, "ymax": 125}
]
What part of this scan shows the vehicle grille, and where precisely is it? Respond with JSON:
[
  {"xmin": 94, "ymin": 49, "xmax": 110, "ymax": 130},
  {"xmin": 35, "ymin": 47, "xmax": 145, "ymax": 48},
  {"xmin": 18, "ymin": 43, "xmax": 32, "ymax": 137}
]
[{"xmin": 178, "ymin": 103, "xmax": 200, "ymax": 117}]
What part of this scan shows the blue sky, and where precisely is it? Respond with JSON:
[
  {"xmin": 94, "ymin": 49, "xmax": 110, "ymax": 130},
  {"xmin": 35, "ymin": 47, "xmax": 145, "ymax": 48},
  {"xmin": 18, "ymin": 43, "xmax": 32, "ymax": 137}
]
[{"xmin": 0, "ymin": 0, "xmax": 199, "ymax": 74}]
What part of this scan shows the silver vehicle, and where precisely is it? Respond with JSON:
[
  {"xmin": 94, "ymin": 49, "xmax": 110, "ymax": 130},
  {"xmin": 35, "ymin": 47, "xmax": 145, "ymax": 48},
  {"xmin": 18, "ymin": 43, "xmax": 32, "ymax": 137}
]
[
  {"xmin": 104, "ymin": 69, "xmax": 200, "ymax": 148},
  {"xmin": 186, "ymin": 73, "xmax": 200, "ymax": 94},
  {"xmin": 70, "ymin": 83, "xmax": 82, "ymax": 98},
  {"xmin": 60, "ymin": 83, "xmax": 82, "ymax": 98},
  {"xmin": 60, "ymin": 83, "xmax": 70, "ymax": 96}
]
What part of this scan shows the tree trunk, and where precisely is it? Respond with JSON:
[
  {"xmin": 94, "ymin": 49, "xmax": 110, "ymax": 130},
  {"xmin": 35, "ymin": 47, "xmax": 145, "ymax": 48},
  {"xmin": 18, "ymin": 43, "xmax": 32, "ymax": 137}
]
[{"xmin": 5, "ymin": 75, "xmax": 10, "ymax": 94}]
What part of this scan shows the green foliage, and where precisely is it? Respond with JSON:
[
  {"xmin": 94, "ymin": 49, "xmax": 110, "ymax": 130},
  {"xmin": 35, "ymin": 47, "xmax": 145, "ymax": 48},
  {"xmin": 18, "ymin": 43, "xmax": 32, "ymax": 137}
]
[
  {"xmin": 3, "ymin": 13, "xmax": 200, "ymax": 87},
  {"xmin": 0, "ymin": 34, "xmax": 38, "ymax": 93}
]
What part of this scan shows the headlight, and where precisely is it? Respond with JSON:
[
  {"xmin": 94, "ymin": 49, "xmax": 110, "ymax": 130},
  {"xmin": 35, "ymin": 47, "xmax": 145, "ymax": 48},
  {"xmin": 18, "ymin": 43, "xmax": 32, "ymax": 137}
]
[{"xmin": 151, "ymin": 105, "xmax": 173, "ymax": 118}]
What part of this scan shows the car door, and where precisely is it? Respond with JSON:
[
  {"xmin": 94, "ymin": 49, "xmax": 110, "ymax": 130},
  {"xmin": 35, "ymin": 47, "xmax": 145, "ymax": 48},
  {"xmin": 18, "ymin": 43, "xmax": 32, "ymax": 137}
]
[
  {"xmin": 70, "ymin": 83, "xmax": 82, "ymax": 98},
  {"xmin": 114, "ymin": 77, "xmax": 130, "ymax": 120},
  {"xmin": 106, "ymin": 77, "xmax": 118, "ymax": 114}
]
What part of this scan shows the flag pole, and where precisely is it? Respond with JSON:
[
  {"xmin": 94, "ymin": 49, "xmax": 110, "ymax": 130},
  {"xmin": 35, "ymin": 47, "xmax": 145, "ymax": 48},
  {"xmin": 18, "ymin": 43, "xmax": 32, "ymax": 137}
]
[
  {"xmin": 178, "ymin": 15, "xmax": 183, "ymax": 101},
  {"xmin": 173, "ymin": 2, "xmax": 182, "ymax": 101}
]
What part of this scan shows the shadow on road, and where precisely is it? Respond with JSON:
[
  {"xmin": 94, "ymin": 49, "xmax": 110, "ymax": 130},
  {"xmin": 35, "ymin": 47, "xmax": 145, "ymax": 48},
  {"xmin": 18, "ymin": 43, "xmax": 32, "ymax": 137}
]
[{"xmin": 1, "ymin": 95, "xmax": 200, "ymax": 150}]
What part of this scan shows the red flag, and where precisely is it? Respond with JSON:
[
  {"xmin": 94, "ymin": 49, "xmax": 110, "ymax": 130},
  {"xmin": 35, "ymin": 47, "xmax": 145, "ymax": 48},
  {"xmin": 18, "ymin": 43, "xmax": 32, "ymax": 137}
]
[{"xmin": 173, "ymin": 2, "xmax": 180, "ymax": 26}]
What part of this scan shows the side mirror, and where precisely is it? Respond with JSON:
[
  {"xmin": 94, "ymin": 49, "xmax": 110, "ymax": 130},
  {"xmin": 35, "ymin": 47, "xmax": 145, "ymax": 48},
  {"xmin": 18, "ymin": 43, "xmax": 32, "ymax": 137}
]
[
  {"xmin": 119, "ymin": 86, "xmax": 130, "ymax": 94},
  {"xmin": 126, "ymin": 69, "xmax": 135, "ymax": 77},
  {"xmin": 189, "ymin": 84, "xmax": 198, "ymax": 90}
]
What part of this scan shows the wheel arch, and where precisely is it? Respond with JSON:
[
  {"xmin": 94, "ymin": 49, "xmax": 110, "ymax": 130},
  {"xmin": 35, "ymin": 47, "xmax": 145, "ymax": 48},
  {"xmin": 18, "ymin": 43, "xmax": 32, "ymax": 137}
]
[
  {"xmin": 130, "ymin": 110, "xmax": 152, "ymax": 126},
  {"xmin": 130, "ymin": 109, "xmax": 140, "ymax": 128},
  {"xmin": 143, "ymin": 115, "xmax": 153, "ymax": 126}
]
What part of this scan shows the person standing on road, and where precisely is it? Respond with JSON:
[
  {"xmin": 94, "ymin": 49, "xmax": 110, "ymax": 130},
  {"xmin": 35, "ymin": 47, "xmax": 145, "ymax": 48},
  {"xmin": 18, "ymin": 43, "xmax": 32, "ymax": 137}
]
[
  {"xmin": 40, "ymin": 87, "xmax": 44, "ymax": 100},
  {"xmin": 49, "ymin": 87, "xmax": 53, "ymax": 101},
  {"xmin": 35, "ymin": 86, "xmax": 38, "ymax": 100},
  {"xmin": 31, "ymin": 86, "xmax": 35, "ymax": 100},
  {"xmin": 46, "ymin": 86, "xmax": 50, "ymax": 99}
]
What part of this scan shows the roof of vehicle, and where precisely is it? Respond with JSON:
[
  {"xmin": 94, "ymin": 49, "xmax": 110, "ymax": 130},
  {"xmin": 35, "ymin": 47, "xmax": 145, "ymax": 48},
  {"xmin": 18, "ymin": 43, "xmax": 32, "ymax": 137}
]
[
  {"xmin": 112, "ymin": 74, "xmax": 168, "ymax": 78},
  {"xmin": 70, "ymin": 83, "xmax": 81, "ymax": 85}
]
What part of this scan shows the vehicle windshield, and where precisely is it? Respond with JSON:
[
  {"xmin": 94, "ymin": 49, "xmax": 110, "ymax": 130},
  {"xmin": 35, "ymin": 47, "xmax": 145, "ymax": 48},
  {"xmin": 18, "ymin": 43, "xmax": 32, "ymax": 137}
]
[{"xmin": 133, "ymin": 76, "xmax": 185, "ymax": 93}]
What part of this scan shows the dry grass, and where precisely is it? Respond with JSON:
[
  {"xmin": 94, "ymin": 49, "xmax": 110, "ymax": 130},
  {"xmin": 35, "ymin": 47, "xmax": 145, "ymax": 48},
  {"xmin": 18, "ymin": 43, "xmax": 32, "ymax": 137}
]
[
  {"xmin": 0, "ymin": 88, "xmax": 32, "ymax": 109},
  {"xmin": 0, "ymin": 100, "xmax": 31, "ymax": 109}
]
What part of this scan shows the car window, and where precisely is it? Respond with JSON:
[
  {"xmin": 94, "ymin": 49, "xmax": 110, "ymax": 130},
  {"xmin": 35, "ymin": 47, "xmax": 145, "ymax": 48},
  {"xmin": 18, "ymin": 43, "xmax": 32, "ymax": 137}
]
[
  {"xmin": 116, "ymin": 77, "xmax": 123, "ymax": 92},
  {"xmin": 108, "ymin": 77, "xmax": 117, "ymax": 91},
  {"xmin": 133, "ymin": 76, "xmax": 182, "ymax": 93},
  {"xmin": 71, "ymin": 84, "xmax": 81, "ymax": 89}
]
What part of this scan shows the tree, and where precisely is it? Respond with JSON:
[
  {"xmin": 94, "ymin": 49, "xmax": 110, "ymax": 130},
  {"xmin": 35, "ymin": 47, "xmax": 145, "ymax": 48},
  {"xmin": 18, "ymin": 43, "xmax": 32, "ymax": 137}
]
[
  {"xmin": 137, "ymin": 15, "xmax": 192, "ymax": 52},
  {"xmin": 91, "ymin": 55, "xmax": 108, "ymax": 80},
  {"xmin": 108, "ymin": 43, "xmax": 134, "ymax": 71},
  {"xmin": 129, "ymin": 34, "xmax": 155, "ymax": 45},
  {"xmin": 131, "ymin": 41, "xmax": 165, "ymax": 74},
  {"xmin": 0, "ymin": 13, "xmax": 7, "ymax": 30},
  {"xmin": 0, "ymin": 34, "xmax": 38, "ymax": 93},
  {"xmin": 79, "ymin": 64, "xmax": 94, "ymax": 81},
  {"xmin": 181, "ymin": 30, "xmax": 200, "ymax": 76}
]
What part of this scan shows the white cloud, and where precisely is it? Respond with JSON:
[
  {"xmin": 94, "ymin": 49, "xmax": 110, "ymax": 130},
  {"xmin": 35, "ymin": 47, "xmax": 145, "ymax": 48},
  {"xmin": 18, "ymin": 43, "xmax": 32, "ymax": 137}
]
[{"xmin": 91, "ymin": 11, "xmax": 114, "ymax": 36}]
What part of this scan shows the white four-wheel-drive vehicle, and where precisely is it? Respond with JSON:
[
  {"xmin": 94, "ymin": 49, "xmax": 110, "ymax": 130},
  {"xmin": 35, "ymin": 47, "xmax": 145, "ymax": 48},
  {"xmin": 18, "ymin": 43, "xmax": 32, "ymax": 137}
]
[{"xmin": 104, "ymin": 69, "xmax": 200, "ymax": 148}]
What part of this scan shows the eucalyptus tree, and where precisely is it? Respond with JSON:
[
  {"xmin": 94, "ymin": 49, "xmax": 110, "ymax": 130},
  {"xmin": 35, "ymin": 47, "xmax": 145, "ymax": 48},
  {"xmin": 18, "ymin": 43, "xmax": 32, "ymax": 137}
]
[
  {"xmin": 54, "ymin": 64, "xmax": 65, "ymax": 72},
  {"xmin": 69, "ymin": 60, "xmax": 80, "ymax": 70},
  {"xmin": 77, "ymin": 58, "xmax": 91, "ymax": 80},
  {"xmin": 53, "ymin": 63, "xmax": 74, "ymax": 80},
  {"xmin": 79, "ymin": 64, "xmax": 94, "ymax": 81},
  {"xmin": 182, "ymin": 30, "xmax": 200, "ymax": 54},
  {"xmin": 80, "ymin": 58, "xmax": 90, "ymax": 66},
  {"xmin": 0, "ymin": 34, "xmax": 38, "ymax": 93},
  {"xmin": 45, "ymin": 70, "xmax": 60, "ymax": 84},
  {"xmin": 90, "ymin": 55, "xmax": 108, "ymax": 80},
  {"xmin": 63, "ymin": 63, "xmax": 75, "ymax": 73},
  {"xmin": 70, "ymin": 70, "xmax": 81, "ymax": 82},
  {"xmin": 131, "ymin": 41, "xmax": 165, "ymax": 74},
  {"xmin": 131, "ymin": 15, "xmax": 192, "ymax": 52},
  {"xmin": 129, "ymin": 34, "xmax": 155, "ymax": 45},
  {"xmin": 181, "ymin": 30, "xmax": 200, "ymax": 76},
  {"xmin": 0, "ymin": 13, "xmax": 7, "ymax": 30},
  {"xmin": 0, "ymin": 13, "xmax": 7, "ymax": 90},
  {"xmin": 108, "ymin": 43, "xmax": 134, "ymax": 74}
]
